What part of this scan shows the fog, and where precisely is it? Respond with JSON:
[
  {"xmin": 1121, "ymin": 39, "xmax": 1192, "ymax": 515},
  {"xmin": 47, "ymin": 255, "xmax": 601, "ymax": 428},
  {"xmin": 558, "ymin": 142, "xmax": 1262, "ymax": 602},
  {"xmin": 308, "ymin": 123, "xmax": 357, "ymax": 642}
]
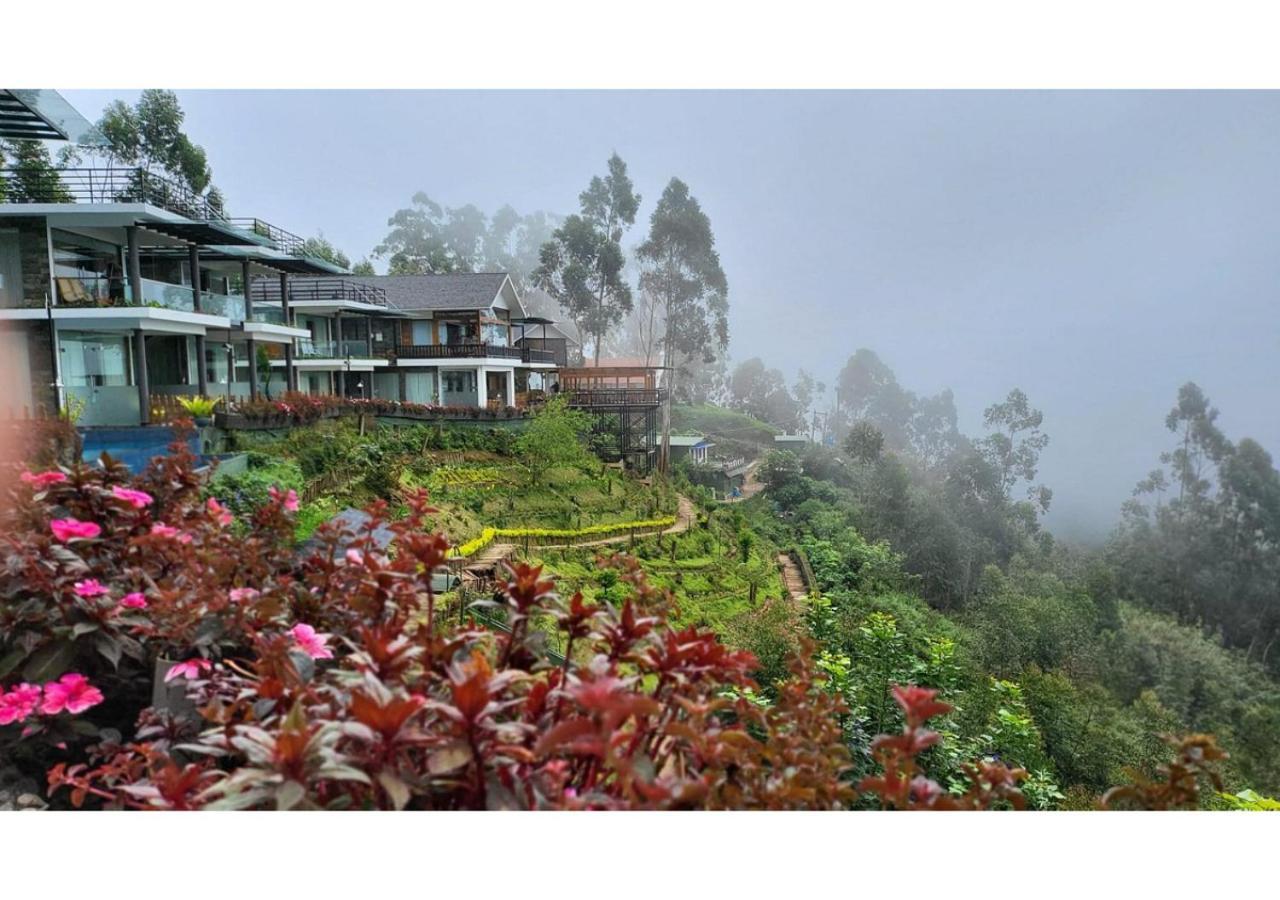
[{"xmin": 63, "ymin": 89, "xmax": 1280, "ymax": 540}]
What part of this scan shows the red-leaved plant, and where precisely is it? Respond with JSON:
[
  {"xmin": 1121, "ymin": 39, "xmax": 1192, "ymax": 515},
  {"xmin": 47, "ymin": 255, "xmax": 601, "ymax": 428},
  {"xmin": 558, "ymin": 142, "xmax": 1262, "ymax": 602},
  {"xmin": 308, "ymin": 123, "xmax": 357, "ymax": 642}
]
[{"xmin": 2, "ymin": 424, "xmax": 1221, "ymax": 810}]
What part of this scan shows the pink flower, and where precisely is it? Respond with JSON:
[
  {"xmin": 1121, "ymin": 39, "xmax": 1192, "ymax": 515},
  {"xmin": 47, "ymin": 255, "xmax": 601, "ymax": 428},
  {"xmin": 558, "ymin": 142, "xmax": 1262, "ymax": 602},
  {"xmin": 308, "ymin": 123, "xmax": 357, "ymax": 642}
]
[
  {"xmin": 50, "ymin": 518, "xmax": 101, "ymax": 542},
  {"xmin": 73, "ymin": 578, "xmax": 110, "ymax": 598},
  {"xmin": 269, "ymin": 486, "xmax": 300, "ymax": 513},
  {"xmin": 21, "ymin": 470, "xmax": 67, "ymax": 489},
  {"xmin": 345, "ymin": 549, "xmax": 364, "ymax": 565},
  {"xmin": 111, "ymin": 485, "xmax": 154, "ymax": 509},
  {"xmin": 119, "ymin": 592, "xmax": 148, "ymax": 610},
  {"xmin": 290, "ymin": 623, "xmax": 334, "ymax": 660},
  {"xmin": 228, "ymin": 587, "xmax": 259, "ymax": 604},
  {"xmin": 150, "ymin": 522, "xmax": 192, "ymax": 543},
  {"xmin": 0, "ymin": 683, "xmax": 41, "ymax": 725},
  {"xmin": 39, "ymin": 673, "xmax": 104, "ymax": 715},
  {"xmin": 164, "ymin": 659, "xmax": 212, "ymax": 683},
  {"xmin": 207, "ymin": 497, "xmax": 233, "ymax": 526}
]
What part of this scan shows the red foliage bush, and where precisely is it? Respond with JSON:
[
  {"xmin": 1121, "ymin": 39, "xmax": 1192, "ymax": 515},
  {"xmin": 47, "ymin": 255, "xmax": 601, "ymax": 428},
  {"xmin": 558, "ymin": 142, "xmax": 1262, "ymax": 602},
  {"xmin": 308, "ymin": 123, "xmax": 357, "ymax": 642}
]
[
  {"xmin": 3, "ymin": 428, "xmax": 854, "ymax": 809},
  {"xmin": 227, "ymin": 392, "xmax": 522, "ymax": 425}
]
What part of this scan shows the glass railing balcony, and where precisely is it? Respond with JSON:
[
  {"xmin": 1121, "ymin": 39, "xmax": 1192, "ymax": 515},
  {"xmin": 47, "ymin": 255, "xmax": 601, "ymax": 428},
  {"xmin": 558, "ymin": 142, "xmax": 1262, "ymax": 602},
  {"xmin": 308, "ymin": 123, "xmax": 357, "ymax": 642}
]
[
  {"xmin": 295, "ymin": 339, "xmax": 377, "ymax": 360},
  {"xmin": 250, "ymin": 304, "xmax": 286, "ymax": 325},
  {"xmin": 199, "ymin": 291, "xmax": 246, "ymax": 322},
  {"xmin": 126, "ymin": 278, "xmax": 196, "ymax": 313}
]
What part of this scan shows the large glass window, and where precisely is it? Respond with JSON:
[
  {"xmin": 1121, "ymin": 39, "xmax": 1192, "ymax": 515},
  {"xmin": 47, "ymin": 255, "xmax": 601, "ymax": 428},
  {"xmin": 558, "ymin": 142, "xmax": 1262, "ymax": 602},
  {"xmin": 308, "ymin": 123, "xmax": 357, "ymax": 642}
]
[
  {"xmin": 0, "ymin": 230, "xmax": 23, "ymax": 308},
  {"xmin": 52, "ymin": 230, "xmax": 125, "ymax": 305},
  {"xmin": 439, "ymin": 319, "xmax": 477, "ymax": 344},
  {"xmin": 481, "ymin": 321, "xmax": 508, "ymax": 346},
  {"xmin": 58, "ymin": 331, "xmax": 132, "ymax": 388},
  {"xmin": 404, "ymin": 371, "xmax": 435, "ymax": 404}
]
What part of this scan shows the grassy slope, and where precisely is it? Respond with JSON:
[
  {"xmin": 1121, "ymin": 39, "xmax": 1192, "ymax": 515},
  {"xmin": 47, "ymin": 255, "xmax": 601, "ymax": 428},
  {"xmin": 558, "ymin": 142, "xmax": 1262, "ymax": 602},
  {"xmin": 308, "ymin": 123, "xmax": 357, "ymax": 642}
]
[{"xmin": 672, "ymin": 404, "xmax": 779, "ymax": 459}]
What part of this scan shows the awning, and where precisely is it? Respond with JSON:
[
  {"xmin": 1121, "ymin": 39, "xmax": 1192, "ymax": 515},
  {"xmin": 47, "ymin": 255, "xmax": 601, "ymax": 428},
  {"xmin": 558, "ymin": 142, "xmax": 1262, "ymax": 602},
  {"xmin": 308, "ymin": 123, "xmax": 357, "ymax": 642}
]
[{"xmin": 0, "ymin": 90, "xmax": 101, "ymax": 143}]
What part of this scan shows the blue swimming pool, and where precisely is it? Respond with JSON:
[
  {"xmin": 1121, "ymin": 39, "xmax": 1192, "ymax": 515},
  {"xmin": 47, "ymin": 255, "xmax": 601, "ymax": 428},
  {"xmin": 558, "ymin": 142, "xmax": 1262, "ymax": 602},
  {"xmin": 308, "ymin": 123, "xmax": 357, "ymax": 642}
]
[{"xmin": 79, "ymin": 427, "xmax": 201, "ymax": 473}]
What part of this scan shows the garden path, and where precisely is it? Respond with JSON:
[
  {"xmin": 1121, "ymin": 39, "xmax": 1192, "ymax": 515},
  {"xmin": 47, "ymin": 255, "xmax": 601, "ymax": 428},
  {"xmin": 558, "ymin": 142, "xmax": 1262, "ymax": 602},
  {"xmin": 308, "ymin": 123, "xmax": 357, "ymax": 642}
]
[{"xmin": 777, "ymin": 552, "xmax": 809, "ymax": 608}]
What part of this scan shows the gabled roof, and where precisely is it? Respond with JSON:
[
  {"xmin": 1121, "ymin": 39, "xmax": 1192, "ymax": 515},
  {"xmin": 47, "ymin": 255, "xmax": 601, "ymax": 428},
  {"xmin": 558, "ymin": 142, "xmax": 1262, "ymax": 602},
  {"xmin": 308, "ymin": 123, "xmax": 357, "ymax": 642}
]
[
  {"xmin": 341, "ymin": 273, "xmax": 523, "ymax": 314},
  {"xmin": 668, "ymin": 435, "xmax": 712, "ymax": 448},
  {"xmin": 515, "ymin": 322, "xmax": 580, "ymax": 345}
]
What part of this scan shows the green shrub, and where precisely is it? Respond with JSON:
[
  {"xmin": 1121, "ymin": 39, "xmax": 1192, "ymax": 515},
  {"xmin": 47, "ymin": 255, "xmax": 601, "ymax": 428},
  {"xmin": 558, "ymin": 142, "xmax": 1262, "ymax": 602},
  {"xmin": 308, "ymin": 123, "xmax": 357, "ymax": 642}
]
[{"xmin": 209, "ymin": 453, "xmax": 304, "ymax": 516}]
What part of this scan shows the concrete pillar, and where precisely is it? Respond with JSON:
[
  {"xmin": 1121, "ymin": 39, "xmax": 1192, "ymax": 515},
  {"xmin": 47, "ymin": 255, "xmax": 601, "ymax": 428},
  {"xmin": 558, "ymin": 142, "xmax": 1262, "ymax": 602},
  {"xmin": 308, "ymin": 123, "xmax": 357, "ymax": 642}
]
[
  {"xmin": 195, "ymin": 335, "xmax": 209, "ymax": 396},
  {"xmin": 476, "ymin": 366, "xmax": 487, "ymax": 409},
  {"xmin": 281, "ymin": 272, "xmax": 297, "ymax": 392},
  {"xmin": 241, "ymin": 259, "xmax": 254, "ymax": 320},
  {"xmin": 398, "ymin": 370, "xmax": 407, "ymax": 402},
  {"xmin": 189, "ymin": 245, "xmax": 202, "ymax": 313},
  {"xmin": 225, "ymin": 344, "xmax": 235, "ymax": 402},
  {"xmin": 504, "ymin": 368, "xmax": 515, "ymax": 409},
  {"xmin": 126, "ymin": 226, "xmax": 143, "ymax": 307},
  {"xmin": 134, "ymin": 329, "xmax": 150, "ymax": 425},
  {"xmin": 247, "ymin": 338, "xmax": 259, "ymax": 401}
]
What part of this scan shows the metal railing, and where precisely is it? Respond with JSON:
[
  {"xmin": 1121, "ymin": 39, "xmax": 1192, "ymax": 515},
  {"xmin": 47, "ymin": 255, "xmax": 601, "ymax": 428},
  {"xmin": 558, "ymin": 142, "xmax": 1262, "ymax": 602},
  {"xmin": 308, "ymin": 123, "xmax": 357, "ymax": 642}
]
[
  {"xmin": 250, "ymin": 277, "xmax": 390, "ymax": 308},
  {"xmin": 564, "ymin": 388, "xmax": 666, "ymax": 408},
  {"xmin": 390, "ymin": 342, "xmax": 523, "ymax": 361},
  {"xmin": 521, "ymin": 348, "xmax": 556, "ymax": 364},
  {"xmin": 0, "ymin": 167, "xmax": 225, "ymax": 220},
  {"xmin": 224, "ymin": 217, "xmax": 305, "ymax": 255}
]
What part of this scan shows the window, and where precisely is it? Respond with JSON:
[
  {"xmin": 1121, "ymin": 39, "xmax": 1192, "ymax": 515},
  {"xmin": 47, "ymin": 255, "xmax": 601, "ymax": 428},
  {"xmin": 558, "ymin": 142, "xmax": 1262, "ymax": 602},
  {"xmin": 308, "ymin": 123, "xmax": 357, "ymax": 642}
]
[
  {"xmin": 481, "ymin": 322, "xmax": 508, "ymax": 346},
  {"xmin": 0, "ymin": 230, "xmax": 22, "ymax": 308},
  {"xmin": 51, "ymin": 230, "xmax": 125, "ymax": 304},
  {"xmin": 442, "ymin": 371, "xmax": 476, "ymax": 393},
  {"xmin": 58, "ymin": 332, "xmax": 132, "ymax": 387}
]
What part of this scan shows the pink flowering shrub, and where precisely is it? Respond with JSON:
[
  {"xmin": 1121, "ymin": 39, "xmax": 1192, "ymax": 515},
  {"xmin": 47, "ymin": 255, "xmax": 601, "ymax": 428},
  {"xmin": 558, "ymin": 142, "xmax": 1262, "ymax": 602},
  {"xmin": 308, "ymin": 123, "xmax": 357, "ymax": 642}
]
[
  {"xmin": 1, "ymin": 426, "xmax": 301, "ymax": 782},
  {"xmin": 0, "ymin": 674, "xmax": 104, "ymax": 725}
]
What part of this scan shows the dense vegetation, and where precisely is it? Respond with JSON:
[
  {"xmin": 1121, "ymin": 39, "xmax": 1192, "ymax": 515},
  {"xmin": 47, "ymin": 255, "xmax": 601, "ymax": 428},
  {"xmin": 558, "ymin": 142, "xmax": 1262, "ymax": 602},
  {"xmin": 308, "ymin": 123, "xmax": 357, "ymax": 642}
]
[
  {"xmin": 737, "ymin": 349, "xmax": 1280, "ymax": 802},
  {"xmin": 2, "ymin": 374, "xmax": 1273, "ymax": 810}
]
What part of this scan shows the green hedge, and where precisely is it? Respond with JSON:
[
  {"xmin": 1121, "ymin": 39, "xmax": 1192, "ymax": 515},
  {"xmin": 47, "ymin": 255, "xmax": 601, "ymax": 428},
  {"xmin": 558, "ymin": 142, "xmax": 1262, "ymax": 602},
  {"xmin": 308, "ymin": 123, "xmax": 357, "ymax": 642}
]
[{"xmin": 449, "ymin": 515, "xmax": 678, "ymax": 558}]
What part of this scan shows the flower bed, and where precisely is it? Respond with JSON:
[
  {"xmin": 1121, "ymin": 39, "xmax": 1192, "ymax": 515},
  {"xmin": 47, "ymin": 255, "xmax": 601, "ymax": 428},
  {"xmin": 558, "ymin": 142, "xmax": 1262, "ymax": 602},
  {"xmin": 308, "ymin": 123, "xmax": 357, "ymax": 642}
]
[
  {"xmin": 215, "ymin": 393, "xmax": 527, "ymax": 430},
  {"xmin": 448, "ymin": 515, "xmax": 679, "ymax": 558}
]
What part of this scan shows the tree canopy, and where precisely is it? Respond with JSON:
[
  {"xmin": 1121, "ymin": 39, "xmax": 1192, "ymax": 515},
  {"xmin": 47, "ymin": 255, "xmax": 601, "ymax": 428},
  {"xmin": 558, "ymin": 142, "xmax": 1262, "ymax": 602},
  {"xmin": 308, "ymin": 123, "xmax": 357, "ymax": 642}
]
[
  {"xmin": 89, "ymin": 90, "xmax": 216, "ymax": 198},
  {"xmin": 535, "ymin": 153, "xmax": 640, "ymax": 365},
  {"xmin": 374, "ymin": 194, "xmax": 556, "ymax": 291}
]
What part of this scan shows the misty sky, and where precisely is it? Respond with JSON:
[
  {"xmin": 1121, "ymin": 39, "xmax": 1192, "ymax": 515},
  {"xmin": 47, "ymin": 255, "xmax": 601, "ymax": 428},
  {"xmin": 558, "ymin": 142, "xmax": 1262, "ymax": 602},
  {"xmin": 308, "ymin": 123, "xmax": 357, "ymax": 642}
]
[{"xmin": 62, "ymin": 90, "xmax": 1280, "ymax": 540}]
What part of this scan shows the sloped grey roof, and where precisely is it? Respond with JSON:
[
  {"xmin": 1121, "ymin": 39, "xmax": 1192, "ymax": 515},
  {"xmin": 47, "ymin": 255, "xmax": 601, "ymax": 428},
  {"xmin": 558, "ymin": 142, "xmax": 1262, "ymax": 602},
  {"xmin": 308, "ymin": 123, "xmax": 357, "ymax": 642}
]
[
  {"xmin": 342, "ymin": 273, "xmax": 512, "ymax": 312},
  {"xmin": 515, "ymin": 321, "xmax": 579, "ymax": 345}
]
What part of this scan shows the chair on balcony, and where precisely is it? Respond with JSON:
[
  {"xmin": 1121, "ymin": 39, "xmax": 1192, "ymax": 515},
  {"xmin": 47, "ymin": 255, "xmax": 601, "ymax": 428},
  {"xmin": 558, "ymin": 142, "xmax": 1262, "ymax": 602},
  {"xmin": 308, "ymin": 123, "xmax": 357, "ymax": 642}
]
[{"xmin": 55, "ymin": 277, "xmax": 95, "ymax": 307}]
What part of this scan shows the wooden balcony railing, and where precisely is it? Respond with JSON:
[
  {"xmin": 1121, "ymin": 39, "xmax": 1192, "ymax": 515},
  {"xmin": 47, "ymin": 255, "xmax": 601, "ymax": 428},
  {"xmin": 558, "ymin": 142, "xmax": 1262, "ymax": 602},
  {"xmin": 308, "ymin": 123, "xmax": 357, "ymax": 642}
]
[{"xmin": 563, "ymin": 388, "xmax": 666, "ymax": 408}]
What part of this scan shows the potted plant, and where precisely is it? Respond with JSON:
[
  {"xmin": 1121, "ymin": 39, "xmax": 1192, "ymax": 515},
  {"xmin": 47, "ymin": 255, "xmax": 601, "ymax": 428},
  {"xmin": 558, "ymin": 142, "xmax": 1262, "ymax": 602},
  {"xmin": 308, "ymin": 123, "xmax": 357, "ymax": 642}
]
[{"xmin": 178, "ymin": 395, "xmax": 221, "ymax": 427}]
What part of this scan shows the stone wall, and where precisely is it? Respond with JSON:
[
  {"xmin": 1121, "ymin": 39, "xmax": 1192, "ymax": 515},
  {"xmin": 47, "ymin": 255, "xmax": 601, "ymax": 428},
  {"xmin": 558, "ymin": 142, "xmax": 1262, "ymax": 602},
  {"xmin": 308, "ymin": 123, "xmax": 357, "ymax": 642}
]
[
  {"xmin": 0, "ymin": 215, "xmax": 50, "ymax": 309},
  {"xmin": 23, "ymin": 321, "xmax": 57, "ymax": 415}
]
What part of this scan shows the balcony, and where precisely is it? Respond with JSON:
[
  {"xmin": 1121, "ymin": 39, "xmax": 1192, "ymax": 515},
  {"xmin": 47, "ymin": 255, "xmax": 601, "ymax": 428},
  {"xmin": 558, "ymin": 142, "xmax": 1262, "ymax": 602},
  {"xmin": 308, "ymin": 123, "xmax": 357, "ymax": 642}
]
[
  {"xmin": 296, "ymin": 339, "xmax": 379, "ymax": 360},
  {"xmin": 250, "ymin": 277, "xmax": 391, "ymax": 308},
  {"xmin": 563, "ymin": 388, "xmax": 667, "ymax": 408},
  {"xmin": 224, "ymin": 218, "xmax": 305, "ymax": 255},
  {"xmin": 521, "ymin": 347, "xmax": 556, "ymax": 365},
  {"xmin": 0, "ymin": 167, "xmax": 225, "ymax": 220},
  {"xmin": 389, "ymin": 342, "xmax": 524, "ymax": 362}
]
